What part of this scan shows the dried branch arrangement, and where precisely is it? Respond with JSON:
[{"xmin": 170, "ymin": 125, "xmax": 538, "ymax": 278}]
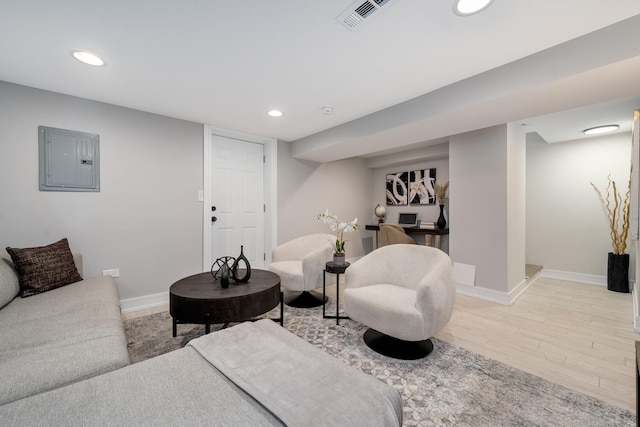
[
  {"xmin": 590, "ymin": 175, "xmax": 631, "ymax": 255},
  {"xmin": 434, "ymin": 181, "xmax": 449, "ymax": 205}
]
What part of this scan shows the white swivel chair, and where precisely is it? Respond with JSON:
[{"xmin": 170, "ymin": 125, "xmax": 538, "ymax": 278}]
[
  {"xmin": 268, "ymin": 233, "xmax": 335, "ymax": 307},
  {"xmin": 344, "ymin": 244, "xmax": 455, "ymax": 359}
]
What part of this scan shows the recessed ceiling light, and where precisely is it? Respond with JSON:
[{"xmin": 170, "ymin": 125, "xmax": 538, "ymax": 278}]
[
  {"xmin": 71, "ymin": 50, "xmax": 106, "ymax": 67},
  {"xmin": 583, "ymin": 124, "xmax": 619, "ymax": 135},
  {"xmin": 454, "ymin": 0, "xmax": 495, "ymax": 16},
  {"xmin": 267, "ymin": 109, "xmax": 284, "ymax": 118}
]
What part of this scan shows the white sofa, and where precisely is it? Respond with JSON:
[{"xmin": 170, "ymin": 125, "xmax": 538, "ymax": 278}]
[
  {"xmin": 0, "ymin": 241, "xmax": 403, "ymax": 426},
  {"xmin": 0, "ymin": 320, "xmax": 403, "ymax": 427},
  {"xmin": 0, "ymin": 253, "xmax": 130, "ymax": 405}
]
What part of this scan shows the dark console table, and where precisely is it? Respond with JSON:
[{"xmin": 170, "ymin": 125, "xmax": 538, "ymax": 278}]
[
  {"xmin": 169, "ymin": 269, "xmax": 283, "ymax": 336},
  {"xmin": 366, "ymin": 224, "xmax": 449, "ymax": 249}
]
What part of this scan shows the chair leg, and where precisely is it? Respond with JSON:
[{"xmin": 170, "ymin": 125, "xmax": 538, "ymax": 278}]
[
  {"xmin": 283, "ymin": 290, "xmax": 328, "ymax": 308},
  {"xmin": 363, "ymin": 328, "xmax": 434, "ymax": 360}
]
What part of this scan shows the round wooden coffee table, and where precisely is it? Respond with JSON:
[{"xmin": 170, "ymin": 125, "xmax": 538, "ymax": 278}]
[{"xmin": 169, "ymin": 269, "xmax": 282, "ymax": 336}]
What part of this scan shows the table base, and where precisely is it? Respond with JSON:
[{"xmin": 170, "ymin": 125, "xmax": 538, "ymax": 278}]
[{"xmin": 172, "ymin": 291, "xmax": 284, "ymax": 337}]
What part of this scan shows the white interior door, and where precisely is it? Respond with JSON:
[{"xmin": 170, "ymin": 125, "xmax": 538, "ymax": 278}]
[{"xmin": 210, "ymin": 135, "xmax": 264, "ymax": 269}]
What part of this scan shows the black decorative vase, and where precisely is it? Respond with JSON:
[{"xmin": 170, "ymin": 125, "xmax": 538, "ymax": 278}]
[
  {"xmin": 232, "ymin": 245, "xmax": 251, "ymax": 283},
  {"xmin": 220, "ymin": 264, "xmax": 230, "ymax": 288},
  {"xmin": 436, "ymin": 205, "xmax": 447, "ymax": 229},
  {"xmin": 211, "ymin": 256, "xmax": 235, "ymax": 288},
  {"xmin": 607, "ymin": 252, "xmax": 629, "ymax": 293}
]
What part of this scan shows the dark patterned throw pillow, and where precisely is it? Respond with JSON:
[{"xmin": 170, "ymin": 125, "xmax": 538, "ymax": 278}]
[{"xmin": 6, "ymin": 238, "xmax": 83, "ymax": 297}]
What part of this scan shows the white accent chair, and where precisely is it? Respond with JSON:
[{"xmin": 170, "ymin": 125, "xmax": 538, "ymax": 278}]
[
  {"xmin": 268, "ymin": 234, "xmax": 335, "ymax": 307},
  {"xmin": 379, "ymin": 224, "xmax": 417, "ymax": 246},
  {"xmin": 344, "ymin": 244, "xmax": 455, "ymax": 359}
]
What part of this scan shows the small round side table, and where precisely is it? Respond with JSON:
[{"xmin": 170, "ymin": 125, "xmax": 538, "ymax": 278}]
[{"xmin": 323, "ymin": 261, "xmax": 350, "ymax": 325}]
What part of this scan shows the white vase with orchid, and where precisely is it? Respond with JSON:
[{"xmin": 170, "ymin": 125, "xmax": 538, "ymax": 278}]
[{"xmin": 317, "ymin": 210, "xmax": 360, "ymax": 260}]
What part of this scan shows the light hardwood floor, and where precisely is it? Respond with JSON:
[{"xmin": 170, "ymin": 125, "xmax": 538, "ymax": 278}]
[
  {"xmin": 435, "ymin": 277, "xmax": 638, "ymax": 412},
  {"xmin": 122, "ymin": 276, "xmax": 638, "ymax": 412}
]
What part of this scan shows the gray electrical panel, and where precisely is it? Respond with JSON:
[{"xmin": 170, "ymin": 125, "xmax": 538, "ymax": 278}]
[{"xmin": 39, "ymin": 126, "xmax": 100, "ymax": 192}]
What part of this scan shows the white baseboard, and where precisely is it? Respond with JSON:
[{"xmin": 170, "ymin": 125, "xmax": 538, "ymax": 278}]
[
  {"xmin": 455, "ymin": 276, "xmax": 533, "ymax": 306},
  {"xmin": 540, "ymin": 269, "xmax": 607, "ymax": 286},
  {"xmin": 455, "ymin": 283, "xmax": 510, "ymax": 305},
  {"xmin": 121, "ymin": 291, "xmax": 169, "ymax": 314},
  {"xmin": 541, "ymin": 268, "xmax": 637, "ymax": 291},
  {"xmin": 508, "ymin": 277, "xmax": 531, "ymax": 304},
  {"xmin": 120, "ymin": 269, "xmax": 626, "ymax": 314}
]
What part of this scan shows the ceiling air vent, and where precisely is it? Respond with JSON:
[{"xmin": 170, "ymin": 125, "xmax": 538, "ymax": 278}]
[{"xmin": 336, "ymin": 0, "xmax": 394, "ymax": 30}]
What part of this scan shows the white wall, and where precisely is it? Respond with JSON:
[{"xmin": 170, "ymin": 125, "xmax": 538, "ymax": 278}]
[
  {"xmin": 449, "ymin": 125, "xmax": 526, "ymax": 293},
  {"xmin": 526, "ymin": 131, "xmax": 634, "ymax": 278},
  {"xmin": 0, "ymin": 82, "xmax": 204, "ymax": 300},
  {"xmin": 507, "ymin": 123, "xmax": 526, "ymax": 292},
  {"xmin": 277, "ymin": 140, "xmax": 372, "ymax": 258}
]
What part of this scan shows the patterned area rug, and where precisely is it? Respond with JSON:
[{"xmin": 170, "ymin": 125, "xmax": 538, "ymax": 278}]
[{"xmin": 124, "ymin": 300, "xmax": 635, "ymax": 427}]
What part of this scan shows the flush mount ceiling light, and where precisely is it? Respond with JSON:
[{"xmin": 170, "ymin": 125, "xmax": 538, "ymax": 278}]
[
  {"xmin": 583, "ymin": 124, "xmax": 619, "ymax": 135},
  {"xmin": 267, "ymin": 109, "xmax": 284, "ymax": 118},
  {"xmin": 454, "ymin": 0, "xmax": 495, "ymax": 16},
  {"xmin": 71, "ymin": 50, "xmax": 106, "ymax": 66}
]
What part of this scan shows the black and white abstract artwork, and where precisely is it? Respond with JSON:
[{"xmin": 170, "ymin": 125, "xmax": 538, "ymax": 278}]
[
  {"xmin": 409, "ymin": 169, "xmax": 436, "ymax": 205},
  {"xmin": 386, "ymin": 172, "xmax": 408, "ymax": 205}
]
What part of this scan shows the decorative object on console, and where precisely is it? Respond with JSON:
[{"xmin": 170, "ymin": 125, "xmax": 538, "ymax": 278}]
[
  {"xmin": 317, "ymin": 210, "xmax": 360, "ymax": 262},
  {"xmin": 437, "ymin": 205, "xmax": 447, "ymax": 230},
  {"xmin": 434, "ymin": 181, "xmax": 449, "ymax": 205},
  {"xmin": 231, "ymin": 245, "xmax": 251, "ymax": 283},
  {"xmin": 591, "ymin": 174, "xmax": 631, "ymax": 293},
  {"xmin": 374, "ymin": 203, "xmax": 387, "ymax": 224},
  {"xmin": 434, "ymin": 181, "xmax": 449, "ymax": 230}
]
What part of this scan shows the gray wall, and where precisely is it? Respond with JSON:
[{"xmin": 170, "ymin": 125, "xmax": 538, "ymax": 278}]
[
  {"xmin": 0, "ymin": 81, "xmax": 203, "ymax": 300},
  {"xmin": 276, "ymin": 140, "xmax": 372, "ymax": 258},
  {"xmin": 449, "ymin": 124, "xmax": 526, "ymax": 293},
  {"xmin": 2, "ymin": 79, "xmax": 630, "ymax": 305},
  {"xmin": 526, "ymin": 131, "xmax": 634, "ymax": 278}
]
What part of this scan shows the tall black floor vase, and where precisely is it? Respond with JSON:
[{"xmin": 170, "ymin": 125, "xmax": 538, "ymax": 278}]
[{"xmin": 607, "ymin": 252, "xmax": 630, "ymax": 293}]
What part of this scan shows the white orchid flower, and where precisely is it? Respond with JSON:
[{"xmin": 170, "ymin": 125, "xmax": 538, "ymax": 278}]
[{"xmin": 317, "ymin": 210, "xmax": 360, "ymax": 255}]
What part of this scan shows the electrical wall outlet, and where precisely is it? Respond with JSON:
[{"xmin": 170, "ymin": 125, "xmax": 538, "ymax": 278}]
[{"xmin": 102, "ymin": 269, "xmax": 120, "ymax": 278}]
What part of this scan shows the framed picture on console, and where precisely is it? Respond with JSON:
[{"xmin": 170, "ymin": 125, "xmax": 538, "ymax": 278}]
[
  {"xmin": 409, "ymin": 168, "xmax": 436, "ymax": 205},
  {"xmin": 386, "ymin": 172, "xmax": 408, "ymax": 205}
]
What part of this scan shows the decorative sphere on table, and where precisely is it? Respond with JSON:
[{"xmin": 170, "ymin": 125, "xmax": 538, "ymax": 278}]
[{"xmin": 374, "ymin": 204, "xmax": 387, "ymax": 223}]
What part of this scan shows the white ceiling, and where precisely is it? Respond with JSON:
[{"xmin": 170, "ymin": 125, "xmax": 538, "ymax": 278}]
[
  {"xmin": 522, "ymin": 96, "xmax": 640, "ymax": 144},
  {"xmin": 1, "ymin": 0, "xmax": 640, "ymax": 163}
]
